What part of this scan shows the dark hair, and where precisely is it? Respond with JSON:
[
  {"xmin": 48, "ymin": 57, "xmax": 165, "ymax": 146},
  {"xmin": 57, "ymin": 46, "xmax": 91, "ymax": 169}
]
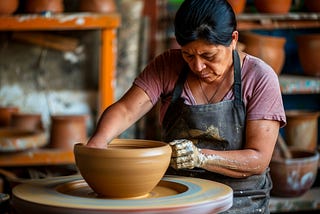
[{"xmin": 174, "ymin": 0, "xmax": 237, "ymax": 47}]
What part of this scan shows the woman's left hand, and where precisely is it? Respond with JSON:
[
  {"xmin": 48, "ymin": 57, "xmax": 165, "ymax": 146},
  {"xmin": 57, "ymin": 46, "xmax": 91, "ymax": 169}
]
[{"xmin": 169, "ymin": 139, "xmax": 204, "ymax": 169}]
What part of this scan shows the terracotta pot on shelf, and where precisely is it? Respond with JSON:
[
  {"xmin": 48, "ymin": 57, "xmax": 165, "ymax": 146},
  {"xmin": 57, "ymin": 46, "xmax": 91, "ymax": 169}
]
[
  {"xmin": 227, "ymin": 0, "xmax": 246, "ymax": 14},
  {"xmin": 25, "ymin": 0, "xmax": 64, "ymax": 14},
  {"xmin": 49, "ymin": 114, "xmax": 88, "ymax": 150},
  {"xmin": 296, "ymin": 34, "xmax": 320, "ymax": 77},
  {"xmin": 10, "ymin": 113, "xmax": 44, "ymax": 131},
  {"xmin": 285, "ymin": 110, "xmax": 319, "ymax": 152},
  {"xmin": 270, "ymin": 148, "xmax": 319, "ymax": 197},
  {"xmin": 0, "ymin": 106, "xmax": 19, "ymax": 127},
  {"xmin": 0, "ymin": 0, "xmax": 19, "ymax": 15},
  {"xmin": 254, "ymin": 0, "xmax": 292, "ymax": 14},
  {"xmin": 304, "ymin": 0, "xmax": 320, "ymax": 12},
  {"xmin": 79, "ymin": 0, "xmax": 117, "ymax": 13},
  {"xmin": 239, "ymin": 32, "xmax": 286, "ymax": 75}
]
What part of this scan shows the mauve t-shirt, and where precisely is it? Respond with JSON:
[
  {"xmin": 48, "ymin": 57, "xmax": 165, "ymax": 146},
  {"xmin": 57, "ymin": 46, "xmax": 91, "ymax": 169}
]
[{"xmin": 134, "ymin": 49, "xmax": 286, "ymax": 127}]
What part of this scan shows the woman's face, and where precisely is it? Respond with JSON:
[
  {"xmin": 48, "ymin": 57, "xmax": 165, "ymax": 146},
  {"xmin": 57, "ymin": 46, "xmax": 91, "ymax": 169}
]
[{"xmin": 181, "ymin": 32, "xmax": 238, "ymax": 83}]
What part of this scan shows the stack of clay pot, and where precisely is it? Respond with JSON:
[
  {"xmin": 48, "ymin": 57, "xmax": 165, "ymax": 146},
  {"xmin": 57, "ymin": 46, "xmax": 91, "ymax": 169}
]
[{"xmin": 239, "ymin": 31, "xmax": 286, "ymax": 75}]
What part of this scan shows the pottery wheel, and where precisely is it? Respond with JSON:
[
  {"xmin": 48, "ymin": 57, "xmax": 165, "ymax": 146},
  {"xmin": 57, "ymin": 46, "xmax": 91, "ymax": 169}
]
[{"xmin": 12, "ymin": 174, "xmax": 233, "ymax": 214}]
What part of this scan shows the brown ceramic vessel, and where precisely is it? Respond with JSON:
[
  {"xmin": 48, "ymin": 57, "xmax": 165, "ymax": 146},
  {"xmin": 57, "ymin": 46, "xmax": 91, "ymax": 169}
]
[
  {"xmin": 25, "ymin": 0, "xmax": 64, "ymax": 13},
  {"xmin": 0, "ymin": 128, "xmax": 47, "ymax": 152},
  {"xmin": 0, "ymin": 106, "xmax": 19, "ymax": 127},
  {"xmin": 10, "ymin": 113, "xmax": 44, "ymax": 131},
  {"xmin": 50, "ymin": 115, "xmax": 88, "ymax": 150},
  {"xmin": 239, "ymin": 32, "xmax": 286, "ymax": 75},
  {"xmin": 79, "ymin": 0, "xmax": 117, "ymax": 13},
  {"xmin": 270, "ymin": 148, "xmax": 319, "ymax": 197},
  {"xmin": 227, "ymin": 0, "xmax": 246, "ymax": 14},
  {"xmin": 285, "ymin": 110, "xmax": 319, "ymax": 152},
  {"xmin": 254, "ymin": 0, "xmax": 292, "ymax": 14},
  {"xmin": 0, "ymin": 0, "xmax": 19, "ymax": 15},
  {"xmin": 296, "ymin": 34, "xmax": 320, "ymax": 77},
  {"xmin": 74, "ymin": 139, "xmax": 172, "ymax": 198},
  {"xmin": 304, "ymin": 0, "xmax": 320, "ymax": 12}
]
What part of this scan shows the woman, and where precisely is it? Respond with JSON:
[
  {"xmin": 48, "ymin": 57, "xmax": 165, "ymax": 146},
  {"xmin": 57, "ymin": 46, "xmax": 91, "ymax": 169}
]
[{"xmin": 87, "ymin": 0, "xmax": 286, "ymax": 213}]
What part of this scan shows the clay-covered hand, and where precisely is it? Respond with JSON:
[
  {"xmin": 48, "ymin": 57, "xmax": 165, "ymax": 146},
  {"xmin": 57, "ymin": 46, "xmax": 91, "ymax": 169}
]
[{"xmin": 169, "ymin": 139, "xmax": 206, "ymax": 169}]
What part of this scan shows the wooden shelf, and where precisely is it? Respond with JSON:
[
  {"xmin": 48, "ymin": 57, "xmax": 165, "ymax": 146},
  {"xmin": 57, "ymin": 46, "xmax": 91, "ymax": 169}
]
[
  {"xmin": 279, "ymin": 74, "xmax": 320, "ymax": 94},
  {"xmin": 0, "ymin": 13, "xmax": 121, "ymax": 115},
  {"xmin": 0, "ymin": 148, "xmax": 74, "ymax": 167},
  {"xmin": 237, "ymin": 13, "xmax": 320, "ymax": 30},
  {"xmin": 270, "ymin": 187, "xmax": 320, "ymax": 213},
  {"xmin": 0, "ymin": 12, "xmax": 120, "ymax": 31}
]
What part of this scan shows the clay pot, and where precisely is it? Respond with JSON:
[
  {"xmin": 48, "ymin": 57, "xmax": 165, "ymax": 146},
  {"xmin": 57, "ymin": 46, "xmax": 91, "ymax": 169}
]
[
  {"xmin": 0, "ymin": 128, "xmax": 47, "ymax": 152},
  {"xmin": 270, "ymin": 149, "xmax": 319, "ymax": 197},
  {"xmin": 304, "ymin": 0, "xmax": 320, "ymax": 12},
  {"xmin": 74, "ymin": 139, "xmax": 172, "ymax": 198},
  {"xmin": 285, "ymin": 110, "xmax": 319, "ymax": 152},
  {"xmin": 296, "ymin": 34, "xmax": 320, "ymax": 77},
  {"xmin": 227, "ymin": 0, "xmax": 246, "ymax": 14},
  {"xmin": 0, "ymin": 0, "xmax": 19, "ymax": 15},
  {"xmin": 49, "ymin": 115, "xmax": 88, "ymax": 150},
  {"xmin": 239, "ymin": 32, "xmax": 286, "ymax": 75},
  {"xmin": 0, "ymin": 106, "xmax": 19, "ymax": 127},
  {"xmin": 254, "ymin": 0, "xmax": 292, "ymax": 14},
  {"xmin": 10, "ymin": 113, "xmax": 43, "ymax": 131},
  {"xmin": 79, "ymin": 0, "xmax": 117, "ymax": 13},
  {"xmin": 25, "ymin": 0, "xmax": 64, "ymax": 14}
]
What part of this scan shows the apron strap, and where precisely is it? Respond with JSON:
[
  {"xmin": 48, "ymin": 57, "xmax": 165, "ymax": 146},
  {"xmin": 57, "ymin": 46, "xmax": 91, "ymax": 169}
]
[
  {"xmin": 171, "ymin": 64, "xmax": 189, "ymax": 103},
  {"xmin": 233, "ymin": 50, "xmax": 242, "ymax": 106}
]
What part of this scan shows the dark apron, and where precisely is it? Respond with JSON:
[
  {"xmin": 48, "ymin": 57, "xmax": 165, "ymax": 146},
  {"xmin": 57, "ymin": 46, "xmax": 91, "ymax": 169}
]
[{"xmin": 162, "ymin": 50, "xmax": 272, "ymax": 214}]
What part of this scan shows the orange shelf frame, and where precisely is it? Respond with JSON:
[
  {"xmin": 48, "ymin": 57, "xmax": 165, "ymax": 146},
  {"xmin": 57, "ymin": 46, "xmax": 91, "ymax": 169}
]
[{"xmin": 0, "ymin": 13, "xmax": 121, "ymax": 115}]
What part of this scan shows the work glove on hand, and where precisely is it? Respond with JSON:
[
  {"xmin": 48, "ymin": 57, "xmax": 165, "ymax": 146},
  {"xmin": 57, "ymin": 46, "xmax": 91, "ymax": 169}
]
[{"xmin": 169, "ymin": 139, "xmax": 206, "ymax": 170}]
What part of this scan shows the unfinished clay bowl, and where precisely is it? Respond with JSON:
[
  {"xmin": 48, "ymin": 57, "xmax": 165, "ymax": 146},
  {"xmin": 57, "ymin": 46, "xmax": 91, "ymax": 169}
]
[
  {"xmin": 270, "ymin": 148, "xmax": 319, "ymax": 197},
  {"xmin": 296, "ymin": 34, "xmax": 320, "ymax": 77},
  {"xmin": 254, "ymin": 0, "xmax": 292, "ymax": 14},
  {"xmin": 239, "ymin": 32, "xmax": 286, "ymax": 75},
  {"xmin": 74, "ymin": 139, "xmax": 172, "ymax": 198}
]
